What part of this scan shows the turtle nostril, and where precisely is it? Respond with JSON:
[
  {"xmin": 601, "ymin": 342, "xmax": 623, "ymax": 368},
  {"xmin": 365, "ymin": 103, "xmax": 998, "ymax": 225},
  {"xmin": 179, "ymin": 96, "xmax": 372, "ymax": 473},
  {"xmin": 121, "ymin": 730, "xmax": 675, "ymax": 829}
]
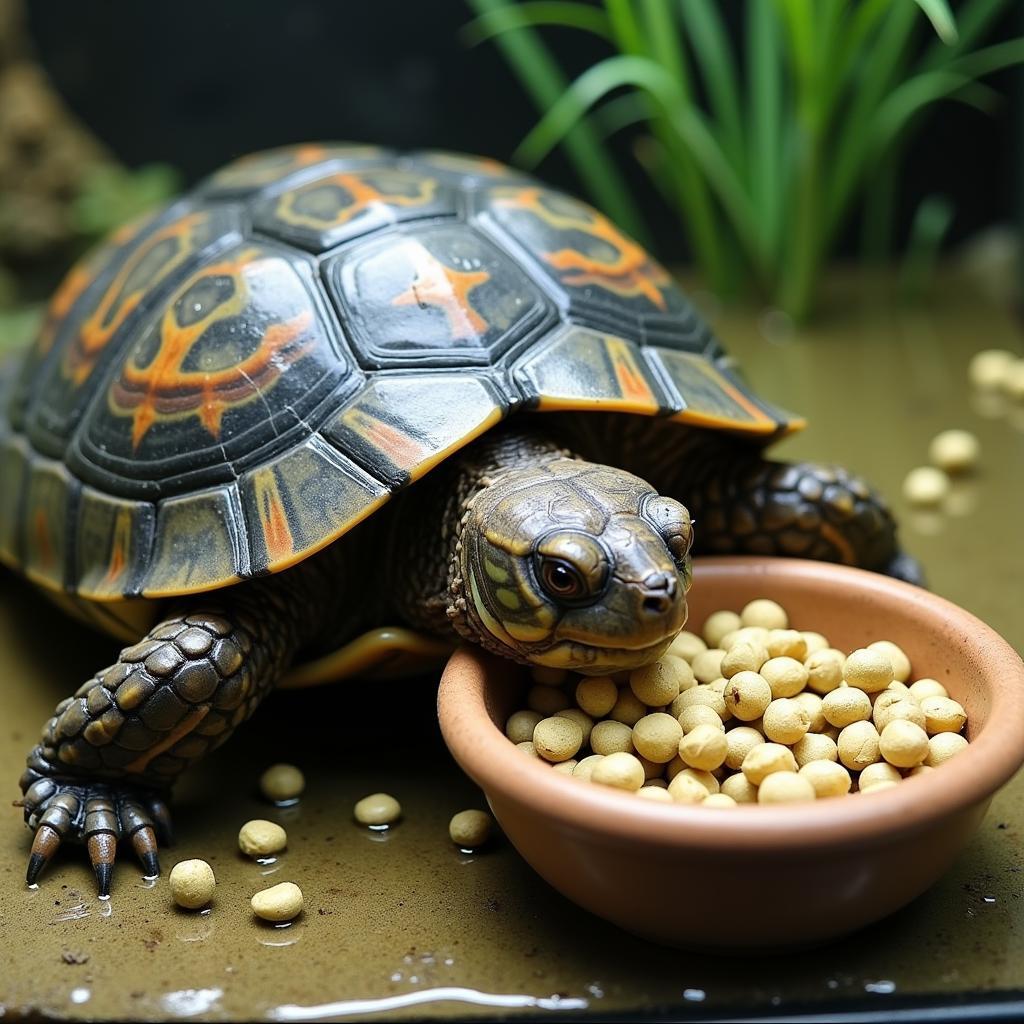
[
  {"xmin": 641, "ymin": 573, "xmax": 677, "ymax": 615},
  {"xmin": 643, "ymin": 594, "xmax": 670, "ymax": 614}
]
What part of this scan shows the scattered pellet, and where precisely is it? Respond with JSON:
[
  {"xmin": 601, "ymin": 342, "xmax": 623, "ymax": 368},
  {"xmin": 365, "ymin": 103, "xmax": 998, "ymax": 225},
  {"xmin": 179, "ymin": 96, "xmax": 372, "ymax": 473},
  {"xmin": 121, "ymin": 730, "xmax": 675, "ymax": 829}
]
[
  {"xmin": 259, "ymin": 764, "xmax": 305, "ymax": 804},
  {"xmin": 354, "ymin": 792, "xmax": 402, "ymax": 826},
  {"xmin": 169, "ymin": 859, "xmax": 215, "ymax": 910},
  {"xmin": 449, "ymin": 810, "xmax": 494, "ymax": 848},
  {"xmin": 251, "ymin": 881, "xmax": 303, "ymax": 922},
  {"xmin": 238, "ymin": 820, "xmax": 287, "ymax": 858}
]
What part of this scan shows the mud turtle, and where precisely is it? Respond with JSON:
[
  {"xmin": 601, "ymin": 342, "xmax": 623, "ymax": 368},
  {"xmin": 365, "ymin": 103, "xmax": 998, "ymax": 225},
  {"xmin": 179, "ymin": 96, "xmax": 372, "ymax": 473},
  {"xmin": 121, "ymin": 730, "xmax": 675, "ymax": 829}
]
[{"xmin": 0, "ymin": 144, "xmax": 915, "ymax": 894}]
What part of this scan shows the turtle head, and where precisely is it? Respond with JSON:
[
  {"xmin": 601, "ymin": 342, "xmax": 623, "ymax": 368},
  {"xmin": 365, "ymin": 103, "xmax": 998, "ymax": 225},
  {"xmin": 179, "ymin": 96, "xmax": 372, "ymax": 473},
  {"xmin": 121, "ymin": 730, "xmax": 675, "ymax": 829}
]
[{"xmin": 448, "ymin": 459, "xmax": 692, "ymax": 674}]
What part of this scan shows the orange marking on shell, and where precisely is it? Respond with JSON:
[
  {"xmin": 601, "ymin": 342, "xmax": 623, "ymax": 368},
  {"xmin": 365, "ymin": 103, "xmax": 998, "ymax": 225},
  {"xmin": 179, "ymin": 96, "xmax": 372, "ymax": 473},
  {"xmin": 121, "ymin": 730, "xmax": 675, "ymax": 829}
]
[
  {"xmin": 99, "ymin": 508, "xmax": 133, "ymax": 589},
  {"xmin": 391, "ymin": 245, "xmax": 489, "ymax": 340},
  {"xmin": 64, "ymin": 211, "xmax": 209, "ymax": 387},
  {"xmin": 494, "ymin": 187, "xmax": 669, "ymax": 309},
  {"xmin": 255, "ymin": 473, "xmax": 295, "ymax": 564},
  {"xmin": 275, "ymin": 172, "xmax": 437, "ymax": 230},
  {"xmin": 108, "ymin": 250, "xmax": 315, "ymax": 449},
  {"xmin": 697, "ymin": 363, "xmax": 772, "ymax": 424},
  {"xmin": 343, "ymin": 407, "xmax": 431, "ymax": 471},
  {"xmin": 606, "ymin": 339, "xmax": 656, "ymax": 405}
]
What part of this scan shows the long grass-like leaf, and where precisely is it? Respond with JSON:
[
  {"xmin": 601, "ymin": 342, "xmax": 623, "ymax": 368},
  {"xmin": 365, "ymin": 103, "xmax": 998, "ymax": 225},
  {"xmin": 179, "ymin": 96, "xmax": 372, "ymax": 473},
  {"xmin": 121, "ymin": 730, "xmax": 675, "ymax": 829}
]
[
  {"xmin": 921, "ymin": 0, "xmax": 1009, "ymax": 66},
  {"xmin": 900, "ymin": 194, "xmax": 955, "ymax": 299},
  {"xmin": 461, "ymin": 1, "xmax": 612, "ymax": 45},
  {"xmin": 945, "ymin": 37, "xmax": 1024, "ymax": 79},
  {"xmin": 605, "ymin": 0, "xmax": 645, "ymax": 56},
  {"xmin": 513, "ymin": 54, "xmax": 765, "ymax": 265},
  {"xmin": 912, "ymin": 0, "xmax": 959, "ymax": 45},
  {"xmin": 593, "ymin": 92, "xmax": 655, "ymax": 139},
  {"xmin": 465, "ymin": 0, "xmax": 646, "ymax": 238},
  {"xmin": 746, "ymin": 0, "xmax": 785, "ymax": 267},
  {"xmin": 674, "ymin": 0, "xmax": 745, "ymax": 167}
]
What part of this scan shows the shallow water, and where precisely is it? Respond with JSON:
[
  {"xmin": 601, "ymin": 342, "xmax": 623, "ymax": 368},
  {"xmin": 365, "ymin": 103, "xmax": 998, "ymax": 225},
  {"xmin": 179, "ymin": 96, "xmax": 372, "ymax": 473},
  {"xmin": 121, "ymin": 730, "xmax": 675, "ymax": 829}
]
[{"xmin": 2, "ymin": 271, "xmax": 1023, "ymax": 1020}]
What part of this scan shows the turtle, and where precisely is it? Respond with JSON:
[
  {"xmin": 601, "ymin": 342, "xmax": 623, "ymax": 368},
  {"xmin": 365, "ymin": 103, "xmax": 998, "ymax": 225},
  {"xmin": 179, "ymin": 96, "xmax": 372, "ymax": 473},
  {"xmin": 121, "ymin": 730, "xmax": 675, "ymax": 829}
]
[{"xmin": 1, "ymin": 143, "xmax": 918, "ymax": 896}]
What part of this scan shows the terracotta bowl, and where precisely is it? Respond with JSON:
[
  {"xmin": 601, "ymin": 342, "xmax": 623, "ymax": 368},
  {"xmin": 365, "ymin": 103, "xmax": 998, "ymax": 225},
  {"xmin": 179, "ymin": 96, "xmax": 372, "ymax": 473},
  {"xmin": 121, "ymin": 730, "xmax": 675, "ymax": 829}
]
[{"xmin": 437, "ymin": 556, "xmax": 1024, "ymax": 949}]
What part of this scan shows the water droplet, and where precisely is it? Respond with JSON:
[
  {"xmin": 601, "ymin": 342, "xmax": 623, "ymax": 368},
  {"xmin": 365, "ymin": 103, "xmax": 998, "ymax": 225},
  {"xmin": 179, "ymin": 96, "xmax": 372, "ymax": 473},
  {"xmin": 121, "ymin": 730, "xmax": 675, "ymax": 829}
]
[
  {"xmin": 98, "ymin": 893, "xmax": 110, "ymax": 902},
  {"xmin": 827, "ymin": 980, "xmax": 839, "ymax": 990},
  {"xmin": 865, "ymin": 980, "xmax": 896, "ymax": 994},
  {"xmin": 683, "ymin": 989, "xmax": 705, "ymax": 1002},
  {"xmin": 273, "ymin": 798, "xmax": 300, "ymax": 808},
  {"xmin": 256, "ymin": 856, "xmax": 277, "ymax": 866},
  {"xmin": 443, "ymin": 958, "xmax": 454, "ymax": 967},
  {"xmin": 983, "ymin": 895, "xmax": 997, "ymax": 904},
  {"xmin": 27, "ymin": 883, "xmax": 39, "ymax": 891},
  {"xmin": 70, "ymin": 988, "xmax": 91, "ymax": 1004},
  {"xmin": 586, "ymin": 983, "xmax": 604, "ymax": 999},
  {"xmin": 390, "ymin": 972, "xmax": 402, "ymax": 982},
  {"xmin": 409, "ymin": 976, "xmax": 419, "ymax": 985}
]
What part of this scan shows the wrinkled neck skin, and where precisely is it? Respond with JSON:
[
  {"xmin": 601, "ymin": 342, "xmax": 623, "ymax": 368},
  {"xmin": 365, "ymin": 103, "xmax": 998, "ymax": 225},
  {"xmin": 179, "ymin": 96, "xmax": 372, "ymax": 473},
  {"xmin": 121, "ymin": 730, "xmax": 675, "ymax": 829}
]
[{"xmin": 444, "ymin": 439, "xmax": 691, "ymax": 674}]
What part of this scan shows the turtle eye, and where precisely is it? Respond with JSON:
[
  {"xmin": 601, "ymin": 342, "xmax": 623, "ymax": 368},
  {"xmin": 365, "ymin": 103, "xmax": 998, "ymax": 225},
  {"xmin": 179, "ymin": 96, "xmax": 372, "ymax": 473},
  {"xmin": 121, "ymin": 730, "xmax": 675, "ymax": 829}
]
[{"xmin": 538, "ymin": 557, "xmax": 586, "ymax": 601}]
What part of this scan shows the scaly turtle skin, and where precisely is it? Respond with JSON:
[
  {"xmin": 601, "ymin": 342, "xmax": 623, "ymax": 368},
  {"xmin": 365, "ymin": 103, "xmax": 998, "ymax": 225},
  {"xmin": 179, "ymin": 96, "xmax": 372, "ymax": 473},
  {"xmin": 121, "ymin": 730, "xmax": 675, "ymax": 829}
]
[{"xmin": 0, "ymin": 144, "xmax": 917, "ymax": 895}]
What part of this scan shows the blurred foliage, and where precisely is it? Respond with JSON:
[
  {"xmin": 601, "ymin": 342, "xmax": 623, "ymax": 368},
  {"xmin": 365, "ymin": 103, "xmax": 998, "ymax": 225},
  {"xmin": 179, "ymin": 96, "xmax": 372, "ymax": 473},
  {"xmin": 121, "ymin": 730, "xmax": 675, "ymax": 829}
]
[
  {"xmin": 467, "ymin": 0, "xmax": 1024, "ymax": 321},
  {"xmin": 71, "ymin": 162, "xmax": 181, "ymax": 245}
]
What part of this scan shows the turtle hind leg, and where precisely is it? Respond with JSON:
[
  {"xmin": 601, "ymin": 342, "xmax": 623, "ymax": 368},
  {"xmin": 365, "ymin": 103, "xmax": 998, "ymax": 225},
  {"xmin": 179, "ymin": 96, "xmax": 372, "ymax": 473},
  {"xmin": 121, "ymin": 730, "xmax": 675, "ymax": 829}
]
[
  {"xmin": 686, "ymin": 451, "xmax": 923, "ymax": 583},
  {"xmin": 19, "ymin": 580, "xmax": 313, "ymax": 895}
]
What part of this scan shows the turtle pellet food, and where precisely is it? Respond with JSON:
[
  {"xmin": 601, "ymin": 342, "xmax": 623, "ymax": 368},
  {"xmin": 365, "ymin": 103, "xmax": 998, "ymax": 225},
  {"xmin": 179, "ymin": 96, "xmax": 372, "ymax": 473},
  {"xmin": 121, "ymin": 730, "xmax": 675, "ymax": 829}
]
[
  {"xmin": 169, "ymin": 859, "xmax": 216, "ymax": 910},
  {"xmin": 251, "ymin": 881, "xmax": 303, "ymax": 922},
  {"xmin": 506, "ymin": 600, "xmax": 971, "ymax": 806}
]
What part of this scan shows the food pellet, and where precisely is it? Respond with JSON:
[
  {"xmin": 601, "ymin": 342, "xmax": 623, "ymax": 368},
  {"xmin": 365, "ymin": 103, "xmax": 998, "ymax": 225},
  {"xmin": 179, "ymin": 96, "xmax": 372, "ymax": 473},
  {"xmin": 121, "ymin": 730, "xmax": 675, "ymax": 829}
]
[
  {"xmin": 791, "ymin": 732, "xmax": 838, "ymax": 768},
  {"xmin": 703, "ymin": 793, "xmax": 737, "ymax": 808},
  {"xmin": 926, "ymin": 732, "xmax": 970, "ymax": 767},
  {"xmin": 703, "ymin": 610, "xmax": 741, "ymax": 648},
  {"xmin": 799, "ymin": 760, "xmax": 851, "ymax": 798},
  {"xmin": 867, "ymin": 640, "xmax": 911, "ymax": 682},
  {"xmin": 637, "ymin": 785, "xmax": 674, "ymax": 803},
  {"xmin": 677, "ymin": 704, "xmax": 725, "ymax": 733},
  {"xmin": 608, "ymin": 688, "xmax": 648, "ymax": 726},
  {"xmin": 169, "ymin": 859, "xmax": 215, "ymax": 910},
  {"xmin": 354, "ymin": 792, "xmax": 402, "ymax": 826},
  {"xmin": 533, "ymin": 716, "xmax": 583, "ymax": 762},
  {"xmin": 859, "ymin": 762, "xmax": 902, "ymax": 790},
  {"xmin": 591, "ymin": 751, "xmax": 645, "ymax": 792},
  {"xmin": 720, "ymin": 773, "xmax": 759, "ymax": 803},
  {"xmin": 843, "ymin": 649, "xmax": 894, "ymax": 693},
  {"xmin": 675, "ymin": 684, "xmax": 729, "ymax": 719},
  {"xmin": 573, "ymin": 754, "xmax": 604, "ymax": 781},
  {"xmin": 792, "ymin": 692, "xmax": 825, "ymax": 732},
  {"xmin": 724, "ymin": 727, "xmax": 765, "ymax": 770},
  {"xmin": 505, "ymin": 710, "xmax": 542, "ymax": 744},
  {"xmin": 920, "ymin": 695, "xmax": 968, "ymax": 734},
  {"xmin": 251, "ymin": 881, "xmax": 303, "ymax": 922},
  {"xmin": 838, "ymin": 721, "xmax": 881, "ymax": 771},
  {"xmin": 667, "ymin": 772, "xmax": 710, "ymax": 804},
  {"xmin": 556, "ymin": 708, "xmax": 594, "ymax": 746},
  {"xmin": 761, "ymin": 657, "xmax": 808, "ymax": 698},
  {"xmin": 721, "ymin": 642, "xmax": 768, "ymax": 678},
  {"xmin": 822, "ymin": 686, "xmax": 872, "ymax": 727},
  {"xmin": 449, "ymin": 809, "xmax": 494, "ymax": 848},
  {"xmin": 909, "ymin": 678, "xmax": 948, "ymax": 701},
  {"xmin": 238, "ymin": 819, "xmax": 287, "ymax": 858},
  {"xmin": 590, "ymin": 719, "xmax": 634, "ymax": 756},
  {"xmin": 879, "ymin": 720, "xmax": 930, "ymax": 768},
  {"xmin": 669, "ymin": 631, "xmax": 707, "ymax": 661},
  {"xmin": 968, "ymin": 348, "xmax": 1016, "ymax": 388},
  {"xmin": 757, "ymin": 771, "xmax": 816, "ymax": 804},
  {"xmin": 259, "ymin": 764, "xmax": 305, "ymax": 804},
  {"xmin": 691, "ymin": 648, "xmax": 727, "ymax": 684},
  {"xmin": 630, "ymin": 659, "xmax": 686, "ymax": 706},
  {"xmin": 766, "ymin": 629, "xmax": 808, "ymax": 661},
  {"xmin": 632, "ymin": 713, "xmax": 684, "ymax": 763},
  {"xmin": 903, "ymin": 466, "xmax": 950, "ymax": 505},
  {"xmin": 742, "ymin": 743, "xmax": 798, "ymax": 785},
  {"xmin": 928, "ymin": 429, "xmax": 980, "ymax": 473},
  {"xmin": 762, "ymin": 698, "xmax": 811, "ymax": 745},
  {"xmin": 677, "ymin": 724, "xmax": 728, "ymax": 771},
  {"xmin": 740, "ymin": 599, "xmax": 788, "ymax": 630},
  {"xmin": 575, "ymin": 676, "xmax": 618, "ymax": 717},
  {"xmin": 500, "ymin": 600, "xmax": 971, "ymax": 811}
]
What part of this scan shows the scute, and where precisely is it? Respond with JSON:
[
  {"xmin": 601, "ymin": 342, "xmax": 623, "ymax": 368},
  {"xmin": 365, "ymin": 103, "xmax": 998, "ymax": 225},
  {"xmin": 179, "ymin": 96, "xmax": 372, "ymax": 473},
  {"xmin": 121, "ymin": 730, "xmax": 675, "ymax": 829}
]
[
  {"xmin": 70, "ymin": 241, "xmax": 356, "ymax": 500},
  {"xmin": 0, "ymin": 143, "xmax": 803, "ymax": 603}
]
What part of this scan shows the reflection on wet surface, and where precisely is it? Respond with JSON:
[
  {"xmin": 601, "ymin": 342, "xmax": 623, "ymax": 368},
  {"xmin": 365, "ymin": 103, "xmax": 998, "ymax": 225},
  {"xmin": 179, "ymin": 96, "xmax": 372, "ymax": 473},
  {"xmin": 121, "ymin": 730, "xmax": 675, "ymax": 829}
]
[{"xmin": 1, "ymin": 272, "xmax": 1023, "ymax": 1019}]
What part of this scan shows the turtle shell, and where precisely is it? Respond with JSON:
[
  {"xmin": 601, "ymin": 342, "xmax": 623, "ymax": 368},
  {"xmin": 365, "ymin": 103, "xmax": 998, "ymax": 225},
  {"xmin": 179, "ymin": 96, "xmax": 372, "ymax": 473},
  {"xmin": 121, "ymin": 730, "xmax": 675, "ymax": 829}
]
[{"xmin": 0, "ymin": 143, "xmax": 802, "ymax": 603}]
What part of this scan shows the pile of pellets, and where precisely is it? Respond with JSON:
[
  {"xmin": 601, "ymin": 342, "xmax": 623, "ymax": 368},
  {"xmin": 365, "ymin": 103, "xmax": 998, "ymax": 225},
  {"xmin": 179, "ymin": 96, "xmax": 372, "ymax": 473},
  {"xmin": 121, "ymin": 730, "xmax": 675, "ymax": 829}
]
[{"xmin": 508, "ymin": 599, "xmax": 970, "ymax": 806}]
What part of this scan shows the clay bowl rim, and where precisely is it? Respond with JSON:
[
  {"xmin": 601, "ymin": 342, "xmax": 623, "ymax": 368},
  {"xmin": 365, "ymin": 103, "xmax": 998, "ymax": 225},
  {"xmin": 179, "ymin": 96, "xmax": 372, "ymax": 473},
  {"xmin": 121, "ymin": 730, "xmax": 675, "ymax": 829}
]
[{"xmin": 438, "ymin": 556, "xmax": 1024, "ymax": 854}]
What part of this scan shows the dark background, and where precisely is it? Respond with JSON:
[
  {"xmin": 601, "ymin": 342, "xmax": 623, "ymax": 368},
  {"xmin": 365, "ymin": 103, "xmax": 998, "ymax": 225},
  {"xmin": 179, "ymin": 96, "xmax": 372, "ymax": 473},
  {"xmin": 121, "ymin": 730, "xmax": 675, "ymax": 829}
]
[{"xmin": 27, "ymin": 0, "xmax": 1022, "ymax": 262}]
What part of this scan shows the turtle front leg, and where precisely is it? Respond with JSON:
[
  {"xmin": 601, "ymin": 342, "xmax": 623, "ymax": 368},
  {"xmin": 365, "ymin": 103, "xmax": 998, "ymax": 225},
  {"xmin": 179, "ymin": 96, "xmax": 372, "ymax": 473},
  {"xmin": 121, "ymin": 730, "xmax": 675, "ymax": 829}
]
[
  {"xmin": 685, "ymin": 446, "xmax": 922, "ymax": 583},
  {"xmin": 19, "ymin": 585, "xmax": 303, "ymax": 895}
]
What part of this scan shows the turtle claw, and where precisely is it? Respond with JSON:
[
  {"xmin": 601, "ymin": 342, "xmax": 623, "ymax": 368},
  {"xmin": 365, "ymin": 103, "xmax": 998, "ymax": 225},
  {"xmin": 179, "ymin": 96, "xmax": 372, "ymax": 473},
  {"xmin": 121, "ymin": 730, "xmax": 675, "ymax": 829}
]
[
  {"xmin": 26, "ymin": 824, "xmax": 62, "ymax": 887},
  {"xmin": 19, "ymin": 768, "xmax": 172, "ymax": 895}
]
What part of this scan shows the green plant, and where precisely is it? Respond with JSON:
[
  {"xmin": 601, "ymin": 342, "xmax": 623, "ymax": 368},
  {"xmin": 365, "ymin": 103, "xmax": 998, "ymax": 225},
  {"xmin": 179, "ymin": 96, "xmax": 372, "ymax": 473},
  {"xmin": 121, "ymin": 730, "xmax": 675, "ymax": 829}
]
[
  {"xmin": 465, "ymin": 0, "xmax": 1024, "ymax": 320},
  {"xmin": 72, "ymin": 162, "xmax": 181, "ymax": 244}
]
